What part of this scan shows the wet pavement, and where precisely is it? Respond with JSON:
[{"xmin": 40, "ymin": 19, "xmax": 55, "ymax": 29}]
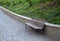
[{"xmin": 0, "ymin": 10, "xmax": 56, "ymax": 41}]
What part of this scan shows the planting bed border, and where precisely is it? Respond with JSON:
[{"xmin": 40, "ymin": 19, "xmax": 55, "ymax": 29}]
[
  {"xmin": 0, "ymin": 6, "xmax": 60, "ymax": 41},
  {"xmin": 0, "ymin": 6, "xmax": 60, "ymax": 28}
]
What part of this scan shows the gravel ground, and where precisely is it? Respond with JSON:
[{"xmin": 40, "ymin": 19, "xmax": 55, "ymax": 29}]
[{"xmin": 0, "ymin": 10, "xmax": 56, "ymax": 41}]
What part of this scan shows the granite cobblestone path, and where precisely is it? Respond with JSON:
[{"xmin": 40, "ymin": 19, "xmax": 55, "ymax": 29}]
[{"xmin": 0, "ymin": 10, "xmax": 56, "ymax": 41}]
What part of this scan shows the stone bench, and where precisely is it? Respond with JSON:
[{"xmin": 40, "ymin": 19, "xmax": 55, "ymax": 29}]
[{"xmin": 25, "ymin": 19, "xmax": 46, "ymax": 33}]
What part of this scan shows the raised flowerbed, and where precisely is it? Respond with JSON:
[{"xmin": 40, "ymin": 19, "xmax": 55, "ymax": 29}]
[
  {"xmin": 0, "ymin": 6, "xmax": 60, "ymax": 41},
  {"xmin": 0, "ymin": 0, "xmax": 60, "ymax": 25}
]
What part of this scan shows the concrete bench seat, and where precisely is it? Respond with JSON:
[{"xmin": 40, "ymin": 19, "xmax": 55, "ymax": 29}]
[
  {"xmin": 25, "ymin": 23, "xmax": 44, "ymax": 29},
  {"xmin": 25, "ymin": 19, "xmax": 45, "ymax": 33},
  {"xmin": 25, "ymin": 19, "xmax": 45, "ymax": 29}
]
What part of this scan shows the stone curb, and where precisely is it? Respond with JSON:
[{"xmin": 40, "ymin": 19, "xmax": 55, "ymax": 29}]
[{"xmin": 0, "ymin": 6, "xmax": 60, "ymax": 28}]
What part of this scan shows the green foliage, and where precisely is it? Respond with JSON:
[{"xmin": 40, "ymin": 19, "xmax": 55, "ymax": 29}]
[
  {"xmin": 45, "ymin": 0, "xmax": 52, "ymax": 2},
  {"xmin": 0, "ymin": 0, "xmax": 60, "ymax": 24},
  {"xmin": 30, "ymin": 0, "xmax": 40, "ymax": 4},
  {"xmin": 20, "ymin": 0, "xmax": 27, "ymax": 3},
  {"xmin": 0, "ymin": 2, "xmax": 3, "ymax": 6}
]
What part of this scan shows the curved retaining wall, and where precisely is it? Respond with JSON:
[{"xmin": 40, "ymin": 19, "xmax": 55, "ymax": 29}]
[
  {"xmin": 46, "ymin": 25, "xmax": 60, "ymax": 41},
  {"xmin": 0, "ymin": 6, "xmax": 60, "ymax": 41}
]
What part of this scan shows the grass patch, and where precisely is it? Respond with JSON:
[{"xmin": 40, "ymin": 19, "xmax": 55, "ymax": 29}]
[{"xmin": 0, "ymin": 0, "xmax": 60, "ymax": 25}]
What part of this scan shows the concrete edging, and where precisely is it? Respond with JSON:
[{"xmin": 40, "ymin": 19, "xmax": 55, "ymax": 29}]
[
  {"xmin": 0, "ymin": 6, "xmax": 32, "ymax": 23},
  {"xmin": 0, "ymin": 6, "xmax": 60, "ymax": 28},
  {"xmin": 0, "ymin": 6, "xmax": 60, "ymax": 41}
]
